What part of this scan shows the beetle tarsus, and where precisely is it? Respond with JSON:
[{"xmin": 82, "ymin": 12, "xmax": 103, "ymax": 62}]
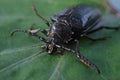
[{"xmin": 75, "ymin": 40, "xmax": 100, "ymax": 74}]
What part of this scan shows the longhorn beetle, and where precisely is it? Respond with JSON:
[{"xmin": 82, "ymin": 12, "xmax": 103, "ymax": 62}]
[{"xmin": 11, "ymin": 4, "xmax": 120, "ymax": 74}]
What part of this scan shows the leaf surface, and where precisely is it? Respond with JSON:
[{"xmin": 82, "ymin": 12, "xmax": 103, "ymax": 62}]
[{"xmin": 0, "ymin": 0, "xmax": 120, "ymax": 80}]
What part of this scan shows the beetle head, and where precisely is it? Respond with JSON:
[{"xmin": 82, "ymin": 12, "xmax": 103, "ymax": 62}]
[{"xmin": 46, "ymin": 43, "xmax": 57, "ymax": 54}]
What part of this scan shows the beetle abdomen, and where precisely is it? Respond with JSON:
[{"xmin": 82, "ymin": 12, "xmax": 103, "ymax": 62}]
[
  {"xmin": 51, "ymin": 4, "xmax": 102, "ymax": 39},
  {"xmin": 68, "ymin": 4, "xmax": 102, "ymax": 33}
]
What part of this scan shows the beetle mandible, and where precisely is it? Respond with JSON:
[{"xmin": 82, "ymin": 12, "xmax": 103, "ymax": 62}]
[{"xmin": 11, "ymin": 4, "xmax": 120, "ymax": 74}]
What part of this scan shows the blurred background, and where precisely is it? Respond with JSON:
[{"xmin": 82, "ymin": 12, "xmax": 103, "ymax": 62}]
[{"xmin": 0, "ymin": 0, "xmax": 120, "ymax": 80}]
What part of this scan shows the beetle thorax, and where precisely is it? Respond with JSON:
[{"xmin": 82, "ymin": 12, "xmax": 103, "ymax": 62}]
[{"xmin": 48, "ymin": 21, "xmax": 72, "ymax": 44}]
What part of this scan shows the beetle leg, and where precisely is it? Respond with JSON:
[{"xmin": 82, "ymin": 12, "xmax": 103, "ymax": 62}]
[
  {"xmin": 32, "ymin": 5, "xmax": 50, "ymax": 26},
  {"xmin": 75, "ymin": 40, "xmax": 100, "ymax": 74},
  {"xmin": 83, "ymin": 35, "xmax": 111, "ymax": 41},
  {"xmin": 55, "ymin": 40, "xmax": 100, "ymax": 74},
  {"xmin": 88, "ymin": 26, "xmax": 120, "ymax": 34}
]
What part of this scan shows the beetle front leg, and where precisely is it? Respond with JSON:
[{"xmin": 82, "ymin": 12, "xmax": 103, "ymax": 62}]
[{"xmin": 75, "ymin": 40, "xmax": 100, "ymax": 74}]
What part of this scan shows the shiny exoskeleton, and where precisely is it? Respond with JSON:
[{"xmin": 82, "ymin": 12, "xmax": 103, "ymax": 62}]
[{"xmin": 11, "ymin": 4, "xmax": 120, "ymax": 74}]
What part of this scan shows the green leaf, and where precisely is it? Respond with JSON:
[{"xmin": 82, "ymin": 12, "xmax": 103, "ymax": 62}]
[{"xmin": 0, "ymin": 0, "xmax": 120, "ymax": 80}]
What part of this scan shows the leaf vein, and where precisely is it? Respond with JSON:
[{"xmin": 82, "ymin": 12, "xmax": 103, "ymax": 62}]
[
  {"xmin": 0, "ymin": 51, "xmax": 45, "ymax": 73},
  {"xmin": 48, "ymin": 56, "xmax": 65, "ymax": 80}
]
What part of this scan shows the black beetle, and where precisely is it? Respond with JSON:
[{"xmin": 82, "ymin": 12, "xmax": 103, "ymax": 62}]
[{"xmin": 11, "ymin": 4, "xmax": 120, "ymax": 74}]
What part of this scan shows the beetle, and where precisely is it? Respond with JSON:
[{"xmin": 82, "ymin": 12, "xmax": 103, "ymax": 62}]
[{"xmin": 11, "ymin": 4, "xmax": 120, "ymax": 74}]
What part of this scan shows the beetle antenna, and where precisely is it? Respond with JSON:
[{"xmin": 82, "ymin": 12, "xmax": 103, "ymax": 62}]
[
  {"xmin": 10, "ymin": 29, "xmax": 48, "ymax": 44},
  {"xmin": 10, "ymin": 29, "xmax": 27, "ymax": 36},
  {"xmin": 32, "ymin": 5, "xmax": 50, "ymax": 26}
]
